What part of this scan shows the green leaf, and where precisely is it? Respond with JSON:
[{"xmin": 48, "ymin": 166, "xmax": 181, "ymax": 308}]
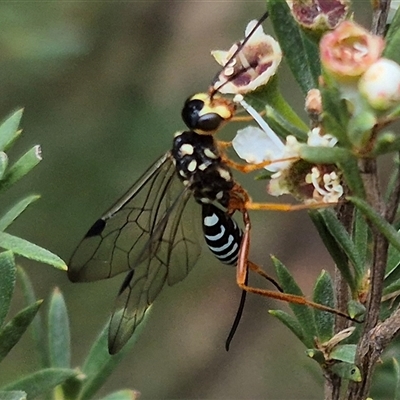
[
  {"xmin": 100, "ymin": 390, "xmax": 140, "ymax": 400},
  {"xmin": 347, "ymin": 110, "xmax": 376, "ymax": 150},
  {"xmin": 272, "ymin": 256, "xmax": 316, "ymax": 347},
  {"xmin": 330, "ymin": 362, "xmax": 361, "ymax": 382},
  {"xmin": 299, "ymin": 145, "xmax": 353, "ymax": 164},
  {"xmin": 338, "ymin": 157, "xmax": 366, "ymax": 199},
  {"xmin": 319, "ymin": 208, "xmax": 364, "ymax": 282},
  {"xmin": 79, "ymin": 312, "xmax": 149, "ymax": 400},
  {"xmin": 349, "ymin": 196, "xmax": 400, "ymax": 254},
  {"xmin": 268, "ymin": 0, "xmax": 319, "ymax": 94},
  {"xmin": 265, "ymin": 105, "xmax": 308, "ymax": 142},
  {"xmin": 393, "ymin": 358, "xmax": 400, "ymax": 400},
  {"xmin": 353, "ymin": 209, "xmax": 370, "ymax": 272},
  {"xmin": 48, "ymin": 288, "xmax": 70, "ymax": 369},
  {"xmin": 0, "ymin": 231, "xmax": 67, "ymax": 270},
  {"xmin": 246, "ymin": 76, "xmax": 307, "ymax": 131},
  {"xmin": 60, "ymin": 375, "xmax": 85, "ymax": 400},
  {"xmin": 0, "ymin": 251, "xmax": 16, "ymax": 328},
  {"xmin": 0, "ymin": 146, "xmax": 42, "ymax": 193},
  {"xmin": 385, "ymin": 240, "xmax": 400, "ymax": 284},
  {"xmin": 329, "ymin": 344, "xmax": 357, "ymax": 363},
  {"xmin": 371, "ymin": 131, "xmax": 400, "ymax": 156},
  {"xmin": 305, "ymin": 348, "xmax": 326, "ymax": 364},
  {"xmin": 0, "ymin": 391, "xmax": 27, "ymax": 400},
  {"xmin": 0, "ymin": 195, "xmax": 40, "ymax": 231},
  {"xmin": 0, "ymin": 152, "xmax": 8, "ymax": 179},
  {"xmin": 384, "ymin": 6, "xmax": 400, "ymax": 65},
  {"xmin": 17, "ymin": 266, "xmax": 47, "ymax": 368},
  {"xmin": 309, "ymin": 210, "xmax": 356, "ymax": 292},
  {"xmin": 0, "ymin": 109, "xmax": 24, "ymax": 152},
  {"xmin": 320, "ymin": 72, "xmax": 351, "ymax": 147},
  {"xmin": 312, "ymin": 270, "xmax": 334, "ymax": 342},
  {"xmin": 0, "ymin": 300, "xmax": 43, "ymax": 363},
  {"xmin": 268, "ymin": 310, "xmax": 306, "ymax": 346},
  {"xmin": 347, "ymin": 300, "xmax": 366, "ymax": 320},
  {"xmin": 1, "ymin": 368, "xmax": 78, "ymax": 399},
  {"xmin": 383, "ymin": 278, "xmax": 400, "ymax": 298}
]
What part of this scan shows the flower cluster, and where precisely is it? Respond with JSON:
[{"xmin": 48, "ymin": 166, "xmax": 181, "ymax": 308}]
[{"xmin": 209, "ymin": 16, "xmax": 356, "ymax": 205}]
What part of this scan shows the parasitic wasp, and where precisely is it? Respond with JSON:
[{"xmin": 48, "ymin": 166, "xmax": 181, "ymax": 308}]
[{"xmin": 68, "ymin": 12, "xmax": 352, "ymax": 355}]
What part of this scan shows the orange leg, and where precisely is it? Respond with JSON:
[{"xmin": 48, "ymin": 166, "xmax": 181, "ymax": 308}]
[
  {"xmin": 235, "ymin": 207, "xmax": 354, "ymax": 321},
  {"xmin": 245, "ymin": 201, "xmax": 336, "ymax": 211},
  {"xmin": 224, "ymin": 156, "xmax": 298, "ymax": 174}
]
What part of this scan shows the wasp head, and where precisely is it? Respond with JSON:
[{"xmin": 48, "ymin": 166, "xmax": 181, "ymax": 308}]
[{"xmin": 181, "ymin": 93, "xmax": 236, "ymax": 135}]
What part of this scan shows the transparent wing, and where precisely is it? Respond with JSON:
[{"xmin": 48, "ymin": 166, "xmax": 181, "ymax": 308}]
[
  {"xmin": 108, "ymin": 189, "xmax": 201, "ymax": 353},
  {"xmin": 68, "ymin": 151, "xmax": 202, "ymax": 353}
]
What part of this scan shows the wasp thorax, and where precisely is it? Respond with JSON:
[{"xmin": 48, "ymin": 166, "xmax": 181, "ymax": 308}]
[{"xmin": 181, "ymin": 93, "xmax": 235, "ymax": 134}]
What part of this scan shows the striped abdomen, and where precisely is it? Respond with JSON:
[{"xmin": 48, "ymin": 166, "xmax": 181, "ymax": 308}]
[{"xmin": 202, "ymin": 204, "xmax": 243, "ymax": 265}]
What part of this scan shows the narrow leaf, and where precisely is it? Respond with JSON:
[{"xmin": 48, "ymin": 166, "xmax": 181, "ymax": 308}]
[
  {"xmin": 0, "ymin": 300, "xmax": 43, "ymax": 363},
  {"xmin": 338, "ymin": 155, "xmax": 366, "ymax": 198},
  {"xmin": 0, "ymin": 195, "xmax": 40, "ymax": 231},
  {"xmin": 100, "ymin": 390, "xmax": 140, "ymax": 400},
  {"xmin": 384, "ymin": 6, "xmax": 400, "ymax": 65},
  {"xmin": 17, "ymin": 266, "xmax": 47, "ymax": 368},
  {"xmin": 0, "ymin": 152, "xmax": 8, "ymax": 179},
  {"xmin": 299, "ymin": 145, "xmax": 353, "ymax": 165},
  {"xmin": 309, "ymin": 210, "xmax": 356, "ymax": 292},
  {"xmin": 393, "ymin": 358, "xmax": 400, "ymax": 400},
  {"xmin": 385, "ymin": 242, "xmax": 400, "ymax": 284},
  {"xmin": 0, "ymin": 391, "xmax": 27, "ymax": 400},
  {"xmin": 265, "ymin": 105, "xmax": 308, "ymax": 142},
  {"xmin": 0, "ymin": 109, "xmax": 24, "ymax": 152},
  {"xmin": 0, "ymin": 231, "xmax": 67, "ymax": 270},
  {"xmin": 320, "ymin": 72, "xmax": 351, "ymax": 147},
  {"xmin": 349, "ymin": 196, "xmax": 400, "ymax": 254},
  {"xmin": 329, "ymin": 344, "xmax": 357, "ymax": 363},
  {"xmin": 79, "ymin": 312, "xmax": 149, "ymax": 400},
  {"xmin": 0, "ymin": 146, "xmax": 42, "ymax": 193},
  {"xmin": 305, "ymin": 348, "xmax": 326, "ymax": 364},
  {"xmin": 347, "ymin": 300, "xmax": 366, "ymax": 320},
  {"xmin": 319, "ymin": 209, "xmax": 364, "ymax": 281},
  {"xmin": 312, "ymin": 270, "xmax": 334, "ymax": 342},
  {"xmin": 48, "ymin": 288, "xmax": 70, "ymax": 369},
  {"xmin": 371, "ymin": 131, "xmax": 400, "ymax": 155},
  {"xmin": 272, "ymin": 256, "xmax": 317, "ymax": 347},
  {"xmin": 246, "ymin": 76, "xmax": 307, "ymax": 130},
  {"xmin": 268, "ymin": 0, "xmax": 319, "ymax": 93},
  {"xmin": 268, "ymin": 310, "xmax": 306, "ymax": 346},
  {"xmin": 1, "ymin": 368, "xmax": 78, "ymax": 399},
  {"xmin": 0, "ymin": 251, "xmax": 16, "ymax": 328}
]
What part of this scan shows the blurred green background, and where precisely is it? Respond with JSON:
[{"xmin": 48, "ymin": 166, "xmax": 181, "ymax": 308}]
[{"xmin": 0, "ymin": 2, "xmax": 379, "ymax": 399}]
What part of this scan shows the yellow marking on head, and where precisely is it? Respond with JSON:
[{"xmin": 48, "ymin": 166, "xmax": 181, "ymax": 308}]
[{"xmin": 190, "ymin": 93, "xmax": 235, "ymax": 122}]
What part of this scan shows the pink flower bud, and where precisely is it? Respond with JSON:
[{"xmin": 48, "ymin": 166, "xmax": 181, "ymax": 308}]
[{"xmin": 320, "ymin": 21, "xmax": 385, "ymax": 81}]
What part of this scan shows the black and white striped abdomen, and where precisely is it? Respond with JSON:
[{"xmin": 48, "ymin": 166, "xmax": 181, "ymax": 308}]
[{"xmin": 202, "ymin": 204, "xmax": 243, "ymax": 265}]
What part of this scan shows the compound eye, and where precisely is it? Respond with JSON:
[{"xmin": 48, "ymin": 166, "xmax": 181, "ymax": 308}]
[
  {"xmin": 197, "ymin": 113, "xmax": 223, "ymax": 132},
  {"xmin": 181, "ymin": 99, "xmax": 204, "ymax": 130}
]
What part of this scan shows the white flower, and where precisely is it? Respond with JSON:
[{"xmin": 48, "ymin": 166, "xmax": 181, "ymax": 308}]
[
  {"xmin": 231, "ymin": 97, "xmax": 343, "ymax": 203},
  {"xmin": 305, "ymin": 167, "xmax": 344, "ymax": 203},
  {"xmin": 212, "ymin": 20, "xmax": 282, "ymax": 94},
  {"xmin": 307, "ymin": 127, "xmax": 338, "ymax": 147}
]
